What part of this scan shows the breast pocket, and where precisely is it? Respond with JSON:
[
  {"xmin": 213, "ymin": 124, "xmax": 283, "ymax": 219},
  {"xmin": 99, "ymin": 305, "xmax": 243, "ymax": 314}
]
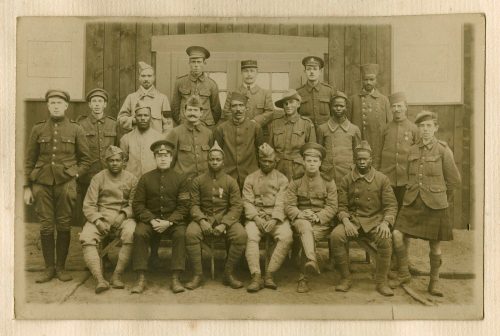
[
  {"xmin": 310, "ymin": 191, "xmax": 327, "ymax": 207},
  {"xmin": 291, "ymin": 129, "xmax": 305, "ymax": 147},
  {"xmin": 299, "ymin": 98, "xmax": 311, "ymax": 116},
  {"xmin": 272, "ymin": 128, "xmax": 285, "ymax": 151},
  {"xmin": 85, "ymin": 131, "xmax": 97, "ymax": 148},
  {"xmin": 103, "ymin": 130, "xmax": 117, "ymax": 146},
  {"xmin": 319, "ymin": 97, "xmax": 331, "ymax": 116},
  {"xmin": 37, "ymin": 136, "xmax": 52, "ymax": 151},
  {"xmin": 179, "ymin": 87, "xmax": 192, "ymax": 98},
  {"xmin": 198, "ymin": 88, "xmax": 211, "ymax": 104},
  {"xmin": 424, "ymin": 155, "xmax": 442, "ymax": 176},
  {"xmin": 119, "ymin": 184, "xmax": 131, "ymax": 201},
  {"xmin": 407, "ymin": 154, "xmax": 420, "ymax": 175},
  {"xmin": 61, "ymin": 136, "xmax": 76, "ymax": 153}
]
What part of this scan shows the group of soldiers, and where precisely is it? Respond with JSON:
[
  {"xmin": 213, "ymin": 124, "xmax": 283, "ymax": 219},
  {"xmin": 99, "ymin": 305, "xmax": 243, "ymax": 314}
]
[{"xmin": 24, "ymin": 45, "xmax": 461, "ymax": 298}]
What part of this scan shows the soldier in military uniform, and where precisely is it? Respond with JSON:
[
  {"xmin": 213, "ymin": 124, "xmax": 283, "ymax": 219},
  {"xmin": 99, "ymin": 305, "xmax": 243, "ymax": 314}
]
[
  {"xmin": 317, "ymin": 91, "xmax": 361, "ymax": 186},
  {"xmin": 268, "ymin": 89, "xmax": 316, "ymax": 182},
  {"xmin": 79, "ymin": 146, "xmax": 138, "ymax": 293},
  {"xmin": 296, "ymin": 56, "xmax": 337, "ymax": 131},
  {"xmin": 171, "ymin": 46, "xmax": 222, "ymax": 128},
  {"xmin": 242, "ymin": 143, "xmax": 293, "ymax": 292},
  {"xmin": 285, "ymin": 142, "xmax": 338, "ymax": 293},
  {"xmin": 131, "ymin": 140, "xmax": 191, "ymax": 294},
  {"xmin": 24, "ymin": 89, "xmax": 91, "ymax": 283},
  {"xmin": 350, "ymin": 63, "xmax": 392, "ymax": 169},
  {"xmin": 184, "ymin": 141, "xmax": 247, "ymax": 290},
  {"xmin": 376, "ymin": 92, "xmax": 419, "ymax": 209},
  {"xmin": 392, "ymin": 111, "xmax": 461, "ymax": 297},
  {"xmin": 330, "ymin": 141, "xmax": 398, "ymax": 296},
  {"xmin": 222, "ymin": 60, "xmax": 274, "ymax": 132},
  {"xmin": 215, "ymin": 92, "xmax": 264, "ymax": 189},
  {"xmin": 117, "ymin": 61, "xmax": 173, "ymax": 135}
]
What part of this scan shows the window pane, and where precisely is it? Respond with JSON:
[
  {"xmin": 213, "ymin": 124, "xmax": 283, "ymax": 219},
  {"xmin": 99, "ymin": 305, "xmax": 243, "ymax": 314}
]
[
  {"xmin": 255, "ymin": 73, "xmax": 270, "ymax": 89},
  {"xmin": 272, "ymin": 73, "xmax": 289, "ymax": 91},
  {"xmin": 208, "ymin": 72, "xmax": 227, "ymax": 90}
]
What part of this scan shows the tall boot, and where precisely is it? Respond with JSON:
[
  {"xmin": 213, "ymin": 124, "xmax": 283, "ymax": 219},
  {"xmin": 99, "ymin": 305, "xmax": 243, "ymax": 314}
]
[
  {"xmin": 55, "ymin": 230, "xmax": 73, "ymax": 281},
  {"xmin": 171, "ymin": 270, "xmax": 185, "ymax": 294},
  {"xmin": 374, "ymin": 246, "xmax": 394, "ymax": 296},
  {"xmin": 300, "ymin": 232, "xmax": 320, "ymax": 275},
  {"xmin": 245, "ymin": 239, "xmax": 261, "ymax": 276},
  {"xmin": 82, "ymin": 245, "xmax": 109, "ymax": 293},
  {"xmin": 428, "ymin": 253, "xmax": 444, "ymax": 297},
  {"xmin": 389, "ymin": 243, "xmax": 412, "ymax": 288},
  {"xmin": 110, "ymin": 243, "xmax": 132, "ymax": 289},
  {"xmin": 36, "ymin": 233, "xmax": 56, "ymax": 283},
  {"xmin": 185, "ymin": 244, "xmax": 203, "ymax": 290},
  {"xmin": 332, "ymin": 246, "xmax": 352, "ymax": 292},
  {"xmin": 264, "ymin": 239, "xmax": 292, "ymax": 289},
  {"xmin": 222, "ymin": 243, "xmax": 245, "ymax": 289}
]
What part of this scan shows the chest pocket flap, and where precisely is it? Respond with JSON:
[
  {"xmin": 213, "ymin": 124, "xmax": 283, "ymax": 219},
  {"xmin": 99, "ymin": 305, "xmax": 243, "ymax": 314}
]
[
  {"xmin": 37, "ymin": 136, "xmax": 51, "ymax": 143},
  {"xmin": 179, "ymin": 87, "xmax": 191, "ymax": 95},
  {"xmin": 199, "ymin": 88, "xmax": 211, "ymax": 97},
  {"xmin": 85, "ymin": 131, "xmax": 97, "ymax": 137},
  {"xmin": 179, "ymin": 144, "xmax": 192, "ymax": 152},
  {"xmin": 201, "ymin": 144, "xmax": 210, "ymax": 151},
  {"xmin": 61, "ymin": 136, "xmax": 75, "ymax": 144},
  {"xmin": 103, "ymin": 130, "xmax": 116, "ymax": 137}
]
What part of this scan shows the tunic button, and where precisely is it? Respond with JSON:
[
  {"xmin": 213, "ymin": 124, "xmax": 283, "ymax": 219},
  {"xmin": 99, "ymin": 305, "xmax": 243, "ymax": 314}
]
[
  {"xmin": 53, "ymin": 146, "xmax": 57, "ymax": 150},
  {"xmin": 51, "ymin": 162, "xmax": 55, "ymax": 165},
  {"xmin": 54, "ymin": 140, "xmax": 57, "ymax": 143},
  {"xmin": 419, "ymin": 182, "xmax": 422, "ymax": 186}
]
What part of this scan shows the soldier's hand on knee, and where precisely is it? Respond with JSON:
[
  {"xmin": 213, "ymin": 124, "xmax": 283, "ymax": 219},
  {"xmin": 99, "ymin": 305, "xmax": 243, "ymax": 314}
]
[
  {"xmin": 213, "ymin": 224, "xmax": 225, "ymax": 236},
  {"xmin": 255, "ymin": 216, "xmax": 266, "ymax": 232},
  {"xmin": 200, "ymin": 219, "xmax": 213, "ymax": 236},
  {"xmin": 342, "ymin": 218, "xmax": 358, "ymax": 237},
  {"xmin": 23, "ymin": 187, "xmax": 34, "ymax": 205},
  {"xmin": 111, "ymin": 212, "xmax": 126, "ymax": 230},
  {"xmin": 96, "ymin": 220, "xmax": 110, "ymax": 235},
  {"xmin": 265, "ymin": 219, "xmax": 277, "ymax": 233},
  {"xmin": 155, "ymin": 220, "xmax": 171, "ymax": 233},
  {"xmin": 375, "ymin": 221, "xmax": 391, "ymax": 240}
]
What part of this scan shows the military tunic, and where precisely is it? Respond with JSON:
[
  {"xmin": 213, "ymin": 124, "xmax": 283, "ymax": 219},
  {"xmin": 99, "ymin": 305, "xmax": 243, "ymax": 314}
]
[
  {"xmin": 316, "ymin": 118, "xmax": 361, "ymax": 185},
  {"xmin": 222, "ymin": 84, "xmax": 274, "ymax": 126},
  {"xmin": 268, "ymin": 114, "xmax": 316, "ymax": 181},
  {"xmin": 214, "ymin": 118, "xmax": 264, "ymax": 188},
  {"xmin": 350, "ymin": 89, "xmax": 392, "ymax": 168},
  {"xmin": 171, "ymin": 72, "xmax": 222, "ymax": 127},
  {"xmin": 297, "ymin": 81, "xmax": 337, "ymax": 129},
  {"xmin": 117, "ymin": 86, "xmax": 173, "ymax": 135}
]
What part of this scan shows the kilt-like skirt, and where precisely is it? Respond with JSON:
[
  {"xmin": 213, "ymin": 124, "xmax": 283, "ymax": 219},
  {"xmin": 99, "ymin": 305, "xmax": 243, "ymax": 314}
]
[{"xmin": 395, "ymin": 195, "xmax": 453, "ymax": 241}]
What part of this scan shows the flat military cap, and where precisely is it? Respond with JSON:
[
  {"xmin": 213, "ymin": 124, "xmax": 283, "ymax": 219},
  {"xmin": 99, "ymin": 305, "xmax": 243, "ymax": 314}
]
[
  {"xmin": 331, "ymin": 90, "xmax": 349, "ymax": 103},
  {"xmin": 415, "ymin": 110, "xmax": 438, "ymax": 124},
  {"xmin": 302, "ymin": 56, "xmax": 324, "ymax": 69},
  {"xmin": 209, "ymin": 140, "xmax": 224, "ymax": 156},
  {"xmin": 360, "ymin": 63, "xmax": 379, "ymax": 76},
  {"xmin": 86, "ymin": 88, "xmax": 109, "ymax": 102},
  {"xmin": 275, "ymin": 89, "xmax": 302, "ymax": 109},
  {"xmin": 354, "ymin": 140, "xmax": 372, "ymax": 154},
  {"xmin": 45, "ymin": 89, "xmax": 70, "ymax": 102},
  {"xmin": 186, "ymin": 95, "xmax": 203, "ymax": 109},
  {"xmin": 389, "ymin": 92, "xmax": 406, "ymax": 105},
  {"xmin": 104, "ymin": 145, "xmax": 123, "ymax": 160},
  {"xmin": 134, "ymin": 101, "xmax": 151, "ymax": 113},
  {"xmin": 241, "ymin": 60, "xmax": 258, "ymax": 69},
  {"xmin": 229, "ymin": 92, "xmax": 248, "ymax": 104},
  {"xmin": 186, "ymin": 45, "xmax": 210, "ymax": 59},
  {"xmin": 150, "ymin": 139, "xmax": 175, "ymax": 154},
  {"xmin": 138, "ymin": 61, "xmax": 153, "ymax": 73},
  {"xmin": 258, "ymin": 143, "xmax": 275, "ymax": 158},
  {"xmin": 300, "ymin": 142, "xmax": 326, "ymax": 160}
]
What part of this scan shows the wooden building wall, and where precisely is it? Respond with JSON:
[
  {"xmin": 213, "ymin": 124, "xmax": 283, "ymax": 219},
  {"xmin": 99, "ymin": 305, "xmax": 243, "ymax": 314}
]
[{"xmin": 24, "ymin": 21, "xmax": 472, "ymax": 229}]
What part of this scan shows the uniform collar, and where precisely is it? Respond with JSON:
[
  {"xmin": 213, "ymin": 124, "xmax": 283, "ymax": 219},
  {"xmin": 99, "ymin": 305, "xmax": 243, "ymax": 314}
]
[
  {"xmin": 49, "ymin": 116, "xmax": 68, "ymax": 126},
  {"xmin": 328, "ymin": 117, "xmax": 350, "ymax": 132},
  {"xmin": 351, "ymin": 166, "xmax": 375, "ymax": 183},
  {"xmin": 284, "ymin": 113, "xmax": 300, "ymax": 124},
  {"xmin": 258, "ymin": 168, "xmax": 276, "ymax": 178},
  {"xmin": 208, "ymin": 169, "xmax": 225, "ymax": 179},
  {"xmin": 184, "ymin": 122, "xmax": 202, "ymax": 132},
  {"xmin": 88, "ymin": 113, "xmax": 105, "ymax": 124},
  {"xmin": 306, "ymin": 81, "xmax": 321, "ymax": 92},
  {"xmin": 360, "ymin": 88, "xmax": 381, "ymax": 98},
  {"xmin": 419, "ymin": 137, "xmax": 437, "ymax": 150},
  {"xmin": 231, "ymin": 117, "xmax": 247, "ymax": 126},
  {"xmin": 189, "ymin": 72, "xmax": 206, "ymax": 82},
  {"xmin": 240, "ymin": 83, "xmax": 259, "ymax": 94}
]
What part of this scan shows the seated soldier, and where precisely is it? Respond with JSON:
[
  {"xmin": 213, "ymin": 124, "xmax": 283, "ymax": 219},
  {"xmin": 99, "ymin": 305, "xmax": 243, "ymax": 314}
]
[
  {"xmin": 330, "ymin": 140, "xmax": 398, "ymax": 296},
  {"xmin": 131, "ymin": 140, "xmax": 191, "ymax": 294},
  {"xmin": 184, "ymin": 141, "xmax": 247, "ymax": 290},
  {"xmin": 79, "ymin": 146, "xmax": 138, "ymax": 293},
  {"xmin": 242, "ymin": 143, "xmax": 293, "ymax": 292},
  {"xmin": 285, "ymin": 142, "xmax": 338, "ymax": 293}
]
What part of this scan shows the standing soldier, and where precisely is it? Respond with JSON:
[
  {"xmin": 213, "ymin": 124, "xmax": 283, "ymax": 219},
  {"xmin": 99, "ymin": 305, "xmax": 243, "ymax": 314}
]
[
  {"xmin": 317, "ymin": 91, "xmax": 361, "ymax": 185},
  {"xmin": 79, "ymin": 146, "xmax": 138, "ymax": 293},
  {"xmin": 268, "ymin": 89, "xmax": 316, "ymax": 181},
  {"xmin": 350, "ymin": 63, "xmax": 391, "ymax": 169},
  {"xmin": 171, "ymin": 46, "xmax": 222, "ymax": 129},
  {"xmin": 296, "ymin": 56, "xmax": 337, "ymax": 131},
  {"xmin": 184, "ymin": 141, "xmax": 247, "ymax": 290},
  {"xmin": 243, "ymin": 143, "xmax": 293, "ymax": 292},
  {"xmin": 376, "ymin": 92, "xmax": 419, "ymax": 209},
  {"xmin": 222, "ymin": 60, "xmax": 274, "ymax": 130},
  {"xmin": 285, "ymin": 143, "xmax": 338, "ymax": 293},
  {"xmin": 117, "ymin": 61, "xmax": 173, "ymax": 135},
  {"xmin": 131, "ymin": 140, "xmax": 191, "ymax": 294},
  {"xmin": 330, "ymin": 141, "xmax": 398, "ymax": 296},
  {"xmin": 24, "ymin": 89, "xmax": 91, "ymax": 283},
  {"xmin": 392, "ymin": 111, "xmax": 461, "ymax": 297},
  {"xmin": 215, "ymin": 92, "xmax": 264, "ymax": 189},
  {"xmin": 119, "ymin": 103, "xmax": 164, "ymax": 179}
]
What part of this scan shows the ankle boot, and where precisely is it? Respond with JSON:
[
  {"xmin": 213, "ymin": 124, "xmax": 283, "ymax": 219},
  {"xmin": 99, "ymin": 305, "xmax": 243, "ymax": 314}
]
[
  {"xmin": 296, "ymin": 274, "xmax": 309, "ymax": 293},
  {"xmin": 332, "ymin": 245, "xmax": 352, "ymax": 292},
  {"xmin": 36, "ymin": 233, "xmax": 56, "ymax": 283},
  {"xmin": 389, "ymin": 242, "xmax": 412, "ymax": 288},
  {"xmin": 222, "ymin": 243, "xmax": 245, "ymax": 289},
  {"xmin": 111, "ymin": 244, "xmax": 132, "ymax": 289},
  {"xmin": 263, "ymin": 272, "xmax": 277, "ymax": 290},
  {"xmin": 130, "ymin": 271, "xmax": 146, "ymax": 294},
  {"xmin": 55, "ymin": 230, "xmax": 73, "ymax": 281},
  {"xmin": 82, "ymin": 245, "xmax": 109, "ymax": 294},
  {"xmin": 428, "ymin": 253, "xmax": 444, "ymax": 297},
  {"xmin": 185, "ymin": 274, "xmax": 203, "ymax": 290},
  {"xmin": 171, "ymin": 271, "xmax": 185, "ymax": 294},
  {"xmin": 374, "ymin": 245, "xmax": 393, "ymax": 296},
  {"xmin": 247, "ymin": 272, "xmax": 263, "ymax": 293}
]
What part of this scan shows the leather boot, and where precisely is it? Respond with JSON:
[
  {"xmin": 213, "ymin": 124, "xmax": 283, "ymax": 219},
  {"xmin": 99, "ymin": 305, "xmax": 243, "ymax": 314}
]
[
  {"xmin": 247, "ymin": 272, "xmax": 263, "ymax": 293},
  {"xmin": 222, "ymin": 243, "xmax": 245, "ymax": 289},
  {"xmin": 389, "ymin": 243, "xmax": 412, "ymax": 288},
  {"xmin": 428, "ymin": 253, "xmax": 444, "ymax": 297},
  {"xmin": 130, "ymin": 271, "xmax": 146, "ymax": 294},
  {"xmin": 170, "ymin": 271, "xmax": 185, "ymax": 294},
  {"xmin": 185, "ymin": 244, "xmax": 203, "ymax": 289},
  {"xmin": 185, "ymin": 275, "xmax": 203, "ymax": 290},
  {"xmin": 333, "ymin": 246, "xmax": 352, "ymax": 292},
  {"xmin": 110, "ymin": 244, "xmax": 132, "ymax": 289},
  {"xmin": 300, "ymin": 231, "xmax": 318, "ymax": 273},
  {"xmin": 374, "ymin": 246, "xmax": 394, "ymax": 296},
  {"xmin": 55, "ymin": 230, "xmax": 73, "ymax": 281},
  {"xmin": 296, "ymin": 274, "xmax": 309, "ymax": 293},
  {"xmin": 82, "ymin": 245, "xmax": 109, "ymax": 294},
  {"xmin": 264, "ymin": 272, "xmax": 277, "ymax": 290},
  {"xmin": 36, "ymin": 233, "xmax": 56, "ymax": 283}
]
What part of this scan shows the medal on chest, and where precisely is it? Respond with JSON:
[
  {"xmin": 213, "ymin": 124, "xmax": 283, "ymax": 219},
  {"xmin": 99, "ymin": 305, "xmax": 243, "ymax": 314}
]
[{"xmin": 219, "ymin": 187, "xmax": 224, "ymax": 198}]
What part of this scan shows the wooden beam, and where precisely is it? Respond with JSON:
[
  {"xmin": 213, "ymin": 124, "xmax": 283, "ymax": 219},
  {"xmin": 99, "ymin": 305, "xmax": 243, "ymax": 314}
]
[
  {"xmin": 360, "ymin": 25, "xmax": 377, "ymax": 64},
  {"xmin": 201, "ymin": 23, "xmax": 217, "ymax": 34},
  {"xmin": 103, "ymin": 23, "xmax": 121, "ymax": 117},
  {"xmin": 137, "ymin": 23, "xmax": 153, "ymax": 71},
  {"xmin": 298, "ymin": 24, "xmax": 314, "ymax": 37},
  {"xmin": 344, "ymin": 25, "xmax": 361, "ymax": 97},
  {"xmin": 328, "ymin": 25, "xmax": 345, "ymax": 91},
  {"xmin": 264, "ymin": 23, "xmax": 280, "ymax": 35},
  {"xmin": 85, "ymin": 23, "xmax": 105, "ymax": 93},
  {"xmin": 280, "ymin": 23, "xmax": 298, "ymax": 36},
  {"xmin": 185, "ymin": 22, "xmax": 201, "ymax": 34},
  {"xmin": 249, "ymin": 23, "xmax": 265, "ymax": 34},
  {"xmin": 376, "ymin": 25, "xmax": 392, "ymax": 96},
  {"xmin": 119, "ymin": 23, "xmax": 137, "ymax": 109}
]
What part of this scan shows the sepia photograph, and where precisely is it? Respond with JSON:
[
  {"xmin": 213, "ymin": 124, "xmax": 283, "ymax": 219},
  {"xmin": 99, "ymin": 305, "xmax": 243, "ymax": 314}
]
[{"xmin": 14, "ymin": 14, "xmax": 484, "ymax": 320}]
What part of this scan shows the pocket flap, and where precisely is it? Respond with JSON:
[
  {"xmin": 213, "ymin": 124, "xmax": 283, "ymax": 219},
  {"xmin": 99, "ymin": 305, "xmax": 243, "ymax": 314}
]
[
  {"xmin": 37, "ymin": 136, "xmax": 51, "ymax": 143},
  {"xmin": 179, "ymin": 87, "xmax": 191, "ymax": 95},
  {"xmin": 61, "ymin": 136, "xmax": 75, "ymax": 144},
  {"xmin": 103, "ymin": 131, "xmax": 116, "ymax": 137},
  {"xmin": 292, "ymin": 129, "xmax": 305, "ymax": 136},
  {"xmin": 273, "ymin": 128, "xmax": 285, "ymax": 135},
  {"xmin": 199, "ymin": 89, "xmax": 211, "ymax": 97},
  {"xmin": 319, "ymin": 97, "xmax": 330, "ymax": 103},
  {"xmin": 429, "ymin": 185, "xmax": 445, "ymax": 192},
  {"xmin": 408, "ymin": 154, "xmax": 420, "ymax": 161},
  {"xmin": 201, "ymin": 144, "xmax": 211, "ymax": 151},
  {"xmin": 256, "ymin": 103, "xmax": 265, "ymax": 108},
  {"xmin": 425, "ymin": 155, "xmax": 440, "ymax": 162},
  {"xmin": 300, "ymin": 98, "xmax": 309, "ymax": 104},
  {"xmin": 179, "ymin": 145, "xmax": 192, "ymax": 152},
  {"xmin": 85, "ymin": 131, "xmax": 97, "ymax": 136}
]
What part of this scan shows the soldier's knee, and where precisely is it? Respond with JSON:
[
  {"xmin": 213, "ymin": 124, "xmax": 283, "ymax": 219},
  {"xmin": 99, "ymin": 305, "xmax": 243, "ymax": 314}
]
[
  {"xmin": 39, "ymin": 225, "xmax": 55, "ymax": 236},
  {"xmin": 376, "ymin": 237, "xmax": 392, "ymax": 249},
  {"xmin": 185, "ymin": 222, "xmax": 202, "ymax": 245},
  {"xmin": 79, "ymin": 223, "xmax": 100, "ymax": 245},
  {"xmin": 171, "ymin": 227, "xmax": 186, "ymax": 241},
  {"xmin": 330, "ymin": 226, "xmax": 347, "ymax": 245},
  {"xmin": 245, "ymin": 221, "xmax": 261, "ymax": 242},
  {"xmin": 293, "ymin": 219, "xmax": 312, "ymax": 234},
  {"xmin": 120, "ymin": 221, "xmax": 136, "ymax": 244},
  {"xmin": 392, "ymin": 230, "xmax": 404, "ymax": 247},
  {"xmin": 231, "ymin": 226, "xmax": 248, "ymax": 245},
  {"xmin": 133, "ymin": 223, "xmax": 150, "ymax": 241}
]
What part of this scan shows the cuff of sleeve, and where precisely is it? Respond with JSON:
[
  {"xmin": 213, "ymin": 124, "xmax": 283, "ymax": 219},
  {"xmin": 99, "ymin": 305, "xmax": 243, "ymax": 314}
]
[
  {"xmin": 163, "ymin": 110, "xmax": 172, "ymax": 118},
  {"xmin": 120, "ymin": 208, "xmax": 132, "ymax": 218},
  {"xmin": 338, "ymin": 211, "xmax": 350, "ymax": 221},
  {"xmin": 271, "ymin": 212, "xmax": 285, "ymax": 223},
  {"xmin": 383, "ymin": 215, "xmax": 395, "ymax": 226}
]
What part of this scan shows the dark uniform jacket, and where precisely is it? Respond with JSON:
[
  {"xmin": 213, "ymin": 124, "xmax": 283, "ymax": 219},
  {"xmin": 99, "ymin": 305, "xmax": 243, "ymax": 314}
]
[
  {"xmin": 171, "ymin": 72, "xmax": 222, "ymax": 127},
  {"xmin": 223, "ymin": 84, "xmax": 274, "ymax": 127},
  {"xmin": 132, "ymin": 168, "xmax": 190, "ymax": 225},
  {"xmin": 190, "ymin": 170, "xmax": 243, "ymax": 228},
  {"xmin": 337, "ymin": 167, "xmax": 398, "ymax": 232},
  {"xmin": 403, "ymin": 138, "xmax": 461, "ymax": 210},
  {"xmin": 285, "ymin": 172, "xmax": 338, "ymax": 226},
  {"xmin": 297, "ymin": 81, "xmax": 337, "ymax": 127},
  {"xmin": 77, "ymin": 114, "xmax": 117, "ymax": 184},
  {"xmin": 25, "ymin": 117, "xmax": 92, "ymax": 186}
]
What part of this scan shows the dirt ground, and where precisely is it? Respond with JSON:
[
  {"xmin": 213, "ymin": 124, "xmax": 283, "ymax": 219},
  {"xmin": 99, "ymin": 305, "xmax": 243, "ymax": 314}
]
[{"xmin": 21, "ymin": 223, "xmax": 478, "ymax": 311}]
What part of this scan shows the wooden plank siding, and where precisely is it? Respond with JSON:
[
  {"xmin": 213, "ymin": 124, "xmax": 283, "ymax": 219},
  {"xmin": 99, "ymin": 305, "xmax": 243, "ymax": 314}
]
[{"xmin": 22, "ymin": 21, "xmax": 471, "ymax": 229}]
